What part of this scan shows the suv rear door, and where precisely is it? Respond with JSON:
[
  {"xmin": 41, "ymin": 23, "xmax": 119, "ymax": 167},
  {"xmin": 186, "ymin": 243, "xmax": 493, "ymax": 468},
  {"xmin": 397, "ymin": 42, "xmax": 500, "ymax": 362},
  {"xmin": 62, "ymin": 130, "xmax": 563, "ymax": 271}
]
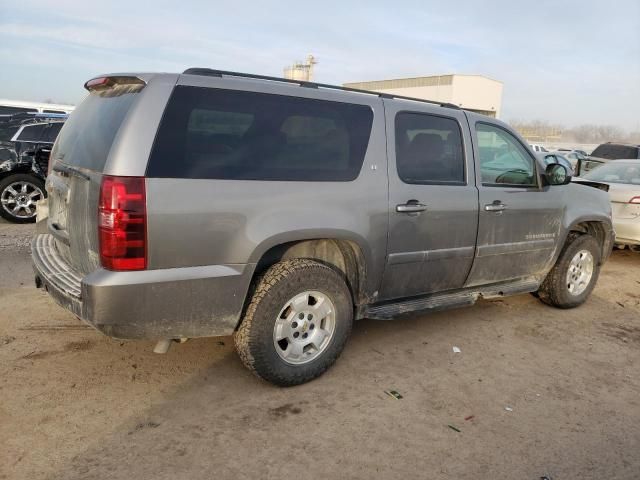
[
  {"xmin": 379, "ymin": 101, "xmax": 478, "ymax": 300},
  {"xmin": 464, "ymin": 115, "xmax": 565, "ymax": 286},
  {"xmin": 46, "ymin": 77, "xmax": 153, "ymax": 275}
]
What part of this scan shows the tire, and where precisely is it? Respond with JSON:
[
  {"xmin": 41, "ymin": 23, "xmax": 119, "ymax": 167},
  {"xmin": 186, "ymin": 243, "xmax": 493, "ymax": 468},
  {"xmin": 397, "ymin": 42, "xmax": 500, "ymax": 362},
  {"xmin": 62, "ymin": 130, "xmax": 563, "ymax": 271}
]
[
  {"xmin": 0, "ymin": 174, "xmax": 45, "ymax": 223},
  {"xmin": 234, "ymin": 259, "xmax": 353, "ymax": 386},
  {"xmin": 536, "ymin": 233, "xmax": 601, "ymax": 309}
]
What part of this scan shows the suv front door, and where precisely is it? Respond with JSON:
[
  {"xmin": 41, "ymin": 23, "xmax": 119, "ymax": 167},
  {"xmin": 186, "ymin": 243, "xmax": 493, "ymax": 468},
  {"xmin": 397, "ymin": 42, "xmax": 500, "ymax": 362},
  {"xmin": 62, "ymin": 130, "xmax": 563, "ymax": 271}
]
[
  {"xmin": 464, "ymin": 117, "xmax": 565, "ymax": 286},
  {"xmin": 379, "ymin": 102, "xmax": 478, "ymax": 300}
]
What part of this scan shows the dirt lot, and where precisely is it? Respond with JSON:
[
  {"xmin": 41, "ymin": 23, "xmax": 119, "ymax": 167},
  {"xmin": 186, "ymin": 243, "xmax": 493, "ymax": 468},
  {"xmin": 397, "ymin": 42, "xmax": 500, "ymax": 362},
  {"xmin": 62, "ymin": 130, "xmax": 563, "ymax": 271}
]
[{"xmin": 1, "ymin": 219, "xmax": 639, "ymax": 480}]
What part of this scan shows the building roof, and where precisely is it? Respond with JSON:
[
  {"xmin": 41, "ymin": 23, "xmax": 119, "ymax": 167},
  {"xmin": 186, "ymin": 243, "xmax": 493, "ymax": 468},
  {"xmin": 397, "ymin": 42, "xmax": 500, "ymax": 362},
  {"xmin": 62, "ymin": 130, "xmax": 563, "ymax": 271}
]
[{"xmin": 344, "ymin": 74, "xmax": 502, "ymax": 91}]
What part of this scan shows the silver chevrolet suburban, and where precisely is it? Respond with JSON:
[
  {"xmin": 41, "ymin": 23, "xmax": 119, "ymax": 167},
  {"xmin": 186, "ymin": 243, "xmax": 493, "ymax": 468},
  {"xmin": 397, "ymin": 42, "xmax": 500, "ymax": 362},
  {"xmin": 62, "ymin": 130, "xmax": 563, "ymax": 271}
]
[{"xmin": 32, "ymin": 69, "xmax": 614, "ymax": 386}]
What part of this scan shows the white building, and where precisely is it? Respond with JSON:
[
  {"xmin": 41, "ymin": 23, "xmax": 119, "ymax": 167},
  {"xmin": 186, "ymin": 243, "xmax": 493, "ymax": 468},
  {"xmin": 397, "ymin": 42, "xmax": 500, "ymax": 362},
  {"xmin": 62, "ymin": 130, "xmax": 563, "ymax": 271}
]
[{"xmin": 344, "ymin": 74, "xmax": 503, "ymax": 118}]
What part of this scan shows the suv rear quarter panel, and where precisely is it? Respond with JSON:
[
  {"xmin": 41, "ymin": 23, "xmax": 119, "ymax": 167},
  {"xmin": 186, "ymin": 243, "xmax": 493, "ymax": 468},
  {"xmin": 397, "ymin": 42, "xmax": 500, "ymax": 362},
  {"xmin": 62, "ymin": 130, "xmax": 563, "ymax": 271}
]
[
  {"xmin": 144, "ymin": 75, "xmax": 389, "ymax": 299},
  {"xmin": 103, "ymin": 73, "xmax": 179, "ymax": 176}
]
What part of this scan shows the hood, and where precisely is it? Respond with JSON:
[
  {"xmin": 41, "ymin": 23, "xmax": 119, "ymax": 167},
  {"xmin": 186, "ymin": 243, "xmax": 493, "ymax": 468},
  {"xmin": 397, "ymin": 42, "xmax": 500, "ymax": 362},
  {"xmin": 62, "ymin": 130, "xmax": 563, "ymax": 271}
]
[{"xmin": 571, "ymin": 177, "xmax": 610, "ymax": 192}]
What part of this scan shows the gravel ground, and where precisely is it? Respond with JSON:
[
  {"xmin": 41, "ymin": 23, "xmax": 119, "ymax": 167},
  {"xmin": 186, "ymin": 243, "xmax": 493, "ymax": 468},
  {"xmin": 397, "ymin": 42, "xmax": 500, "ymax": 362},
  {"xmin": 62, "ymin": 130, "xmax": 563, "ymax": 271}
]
[{"xmin": 0, "ymin": 219, "xmax": 639, "ymax": 480}]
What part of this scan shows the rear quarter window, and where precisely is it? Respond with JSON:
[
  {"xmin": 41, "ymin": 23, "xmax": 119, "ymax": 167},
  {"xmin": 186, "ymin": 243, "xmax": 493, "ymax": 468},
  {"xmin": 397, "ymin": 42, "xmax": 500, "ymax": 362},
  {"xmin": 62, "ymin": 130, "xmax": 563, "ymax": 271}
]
[{"xmin": 147, "ymin": 86, "xmax": 374, "ymax": 181}]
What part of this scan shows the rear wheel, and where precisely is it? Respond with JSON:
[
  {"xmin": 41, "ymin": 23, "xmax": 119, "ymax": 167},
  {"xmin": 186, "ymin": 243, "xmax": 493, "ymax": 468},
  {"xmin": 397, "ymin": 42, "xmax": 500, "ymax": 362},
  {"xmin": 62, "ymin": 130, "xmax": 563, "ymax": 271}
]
[
  {"xmin": 234, "ymin": 259, "xmax": 353, "ymax": 386},
  {"xmin": 0, "ymin": 174, "xmax": 45, "ymax": 223},
  {"xmin": 536, "ymin": 233, "xmax": 601, "ymax": 308}
]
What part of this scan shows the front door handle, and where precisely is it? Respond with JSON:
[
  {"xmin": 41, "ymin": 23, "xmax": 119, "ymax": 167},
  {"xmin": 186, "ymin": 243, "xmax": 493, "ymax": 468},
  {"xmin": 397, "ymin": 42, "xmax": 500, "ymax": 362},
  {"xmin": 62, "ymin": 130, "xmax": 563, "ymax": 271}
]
[
  {"xmin": 396, "ymin": 201, "xmax": 427, "ymax": 213},
  {"xmin": 485, "ymin": 202, "xmax": 507, "ymax": 212}
]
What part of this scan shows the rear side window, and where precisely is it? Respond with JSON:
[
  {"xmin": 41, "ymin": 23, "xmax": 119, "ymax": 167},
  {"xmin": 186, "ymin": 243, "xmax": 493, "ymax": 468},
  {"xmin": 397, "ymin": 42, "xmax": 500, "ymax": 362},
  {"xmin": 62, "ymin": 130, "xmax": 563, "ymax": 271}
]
[
  {"xmin": 147, "ymin": 86, "xmax": 374, "ymax": 181},
  {"xmin": 395, "ymin": 112, "xmax": 465, "ymax": 184},
  {"xmin": 591, "ymin": 144, "xmax": 639, "ymax": 160},
  {"xmin": 51, "ymin": 86, "xmax": 140, "ymax": 172}
]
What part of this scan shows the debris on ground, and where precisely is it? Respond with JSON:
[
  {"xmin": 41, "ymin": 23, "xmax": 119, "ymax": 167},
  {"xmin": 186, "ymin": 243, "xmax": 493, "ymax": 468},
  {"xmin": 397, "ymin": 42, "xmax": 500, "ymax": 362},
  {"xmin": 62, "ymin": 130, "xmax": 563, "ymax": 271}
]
[
  {"xmin": 464, "ymin": 415, "xmax": 474, "ymax": 421},
  {"xmin": 448, "ymin": 424, "xmax": 461, "ymax": 432},
  {"xmin": 452, "ymin": 346, "xmax": 461, "ymax": 353},
  {"xmin": 384, "ymin": 390, "xmax": 403, "ymax": 400},
  {"xmin": 505, "ymin": 406, "xmax": 513, "ymax": 412}
]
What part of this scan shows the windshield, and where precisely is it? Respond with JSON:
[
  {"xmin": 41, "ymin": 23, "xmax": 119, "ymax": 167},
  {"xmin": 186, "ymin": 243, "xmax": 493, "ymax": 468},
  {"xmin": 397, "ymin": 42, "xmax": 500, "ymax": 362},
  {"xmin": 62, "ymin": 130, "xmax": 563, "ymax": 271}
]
[{"xmin": 583, "ymin": 162, "xmax": 640, "ymax": 185}]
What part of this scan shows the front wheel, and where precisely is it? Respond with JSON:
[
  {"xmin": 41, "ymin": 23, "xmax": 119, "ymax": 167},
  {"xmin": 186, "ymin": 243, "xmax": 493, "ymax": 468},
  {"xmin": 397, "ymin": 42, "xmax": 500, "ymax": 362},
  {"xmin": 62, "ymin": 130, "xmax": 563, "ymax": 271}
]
[
  {"xmin": 234, "ymin": 259, "xmax": 353, "ymax": 386},
  {"xmin": 536, "ymin": 233, "xmax": 601, "ymax": 308},
  {"xmin": 0, "ymin": 174, "xmax": 46, "ymax": 223}
]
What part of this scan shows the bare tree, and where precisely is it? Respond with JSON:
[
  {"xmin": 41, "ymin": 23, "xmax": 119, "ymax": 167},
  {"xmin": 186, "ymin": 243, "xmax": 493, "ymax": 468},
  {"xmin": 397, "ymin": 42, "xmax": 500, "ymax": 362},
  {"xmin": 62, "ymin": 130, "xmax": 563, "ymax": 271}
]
[{"xmin": 509, "ymin": 119, "xmax": 636, "ymax": 144}]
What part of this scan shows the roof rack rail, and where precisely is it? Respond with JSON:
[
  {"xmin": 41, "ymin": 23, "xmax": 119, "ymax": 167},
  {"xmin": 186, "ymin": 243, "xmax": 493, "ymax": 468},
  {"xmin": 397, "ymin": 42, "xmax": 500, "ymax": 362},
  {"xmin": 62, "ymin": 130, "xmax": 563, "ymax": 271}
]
[{"xmin": 182, "ymin": 68, "xmax": 460, "ymax": 110}]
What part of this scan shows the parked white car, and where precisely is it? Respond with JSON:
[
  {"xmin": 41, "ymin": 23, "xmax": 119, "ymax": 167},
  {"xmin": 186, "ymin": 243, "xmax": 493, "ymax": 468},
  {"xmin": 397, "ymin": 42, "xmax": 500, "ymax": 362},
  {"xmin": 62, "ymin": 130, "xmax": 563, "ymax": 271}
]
[
  {"xmin": 581, "ymin": 159, "xmax": 640, "ymax": 250},
  {"xmin": 530, "ymin": 144, "xmax": 549, "ymax": 153}
]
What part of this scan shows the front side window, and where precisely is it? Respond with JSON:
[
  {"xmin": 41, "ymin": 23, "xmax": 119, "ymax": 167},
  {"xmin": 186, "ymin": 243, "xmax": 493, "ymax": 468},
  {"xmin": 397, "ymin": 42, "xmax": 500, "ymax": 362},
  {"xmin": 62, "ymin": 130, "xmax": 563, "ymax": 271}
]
[
  {"xmin": 147, "ymin": 86, "xmax": 374, "ymax": 181},
  {"xmin": 476, "ymin": 123, "xmax": 536, "ymax": 186},
  {"xmin": 395, "ymin": 112, "xmax": 465, "ymax": 184}
]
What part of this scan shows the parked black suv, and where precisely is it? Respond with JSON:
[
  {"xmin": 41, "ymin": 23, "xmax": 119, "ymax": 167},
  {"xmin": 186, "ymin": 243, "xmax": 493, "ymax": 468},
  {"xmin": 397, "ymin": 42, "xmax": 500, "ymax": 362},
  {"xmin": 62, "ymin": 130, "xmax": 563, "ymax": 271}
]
[
  {"xmin": 590, "ymin": 142, "xmax": 640, "ymax": 161},
  {"xmin": 0, "ymin": 113, "xmax": 66, "ymax": 222}
]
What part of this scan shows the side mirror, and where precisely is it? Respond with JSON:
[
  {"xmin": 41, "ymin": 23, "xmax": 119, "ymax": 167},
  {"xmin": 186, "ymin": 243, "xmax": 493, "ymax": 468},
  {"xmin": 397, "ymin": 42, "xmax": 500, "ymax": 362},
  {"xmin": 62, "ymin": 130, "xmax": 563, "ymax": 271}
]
[{"xmin": 545, "ymin": 163, "xmax": 570, "ymax": 185}]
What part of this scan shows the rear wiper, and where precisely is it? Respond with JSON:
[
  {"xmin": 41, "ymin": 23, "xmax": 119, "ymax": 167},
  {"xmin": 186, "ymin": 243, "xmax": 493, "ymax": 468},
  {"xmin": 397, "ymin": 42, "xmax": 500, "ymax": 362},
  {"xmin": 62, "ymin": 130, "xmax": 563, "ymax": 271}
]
[{"xmin": 53, "ymin": 163, "xmax": 90, "ymax": 181}]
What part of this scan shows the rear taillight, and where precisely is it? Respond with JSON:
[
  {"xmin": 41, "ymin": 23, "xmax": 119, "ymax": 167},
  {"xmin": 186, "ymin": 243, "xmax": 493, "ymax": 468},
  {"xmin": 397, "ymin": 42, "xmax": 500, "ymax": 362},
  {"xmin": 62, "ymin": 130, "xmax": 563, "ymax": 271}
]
[
  {"xmin": 629, "ymin": 196, "xmax": 640, "ymax": 204},
  {"xmin": 98, "ymin": 176, "xmax": 147, "ymax": 271}
]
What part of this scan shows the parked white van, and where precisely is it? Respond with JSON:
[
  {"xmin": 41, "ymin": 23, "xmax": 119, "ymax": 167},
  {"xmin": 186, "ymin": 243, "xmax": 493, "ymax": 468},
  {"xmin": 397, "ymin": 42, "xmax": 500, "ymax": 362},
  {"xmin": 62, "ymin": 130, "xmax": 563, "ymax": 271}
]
[{"xmin": 0, "ymin": 99, "xmax": 74, "ymax": 115}]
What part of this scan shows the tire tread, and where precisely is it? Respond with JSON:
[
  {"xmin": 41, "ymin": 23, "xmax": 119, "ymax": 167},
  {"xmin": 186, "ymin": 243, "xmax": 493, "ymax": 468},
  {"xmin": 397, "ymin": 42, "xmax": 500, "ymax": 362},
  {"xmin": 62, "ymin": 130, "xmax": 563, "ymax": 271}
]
[{"xmin": 234, "ymin": 259, "xmax": 352, "ymax": 386}]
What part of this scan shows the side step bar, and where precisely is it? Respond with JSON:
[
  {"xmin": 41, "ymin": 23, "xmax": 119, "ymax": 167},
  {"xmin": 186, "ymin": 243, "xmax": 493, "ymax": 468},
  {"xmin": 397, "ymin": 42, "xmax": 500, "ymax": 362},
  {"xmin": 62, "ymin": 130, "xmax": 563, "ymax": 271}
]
[{"xmin": 364, "ymin": 278, "xmax": 540, "ymax": 320}]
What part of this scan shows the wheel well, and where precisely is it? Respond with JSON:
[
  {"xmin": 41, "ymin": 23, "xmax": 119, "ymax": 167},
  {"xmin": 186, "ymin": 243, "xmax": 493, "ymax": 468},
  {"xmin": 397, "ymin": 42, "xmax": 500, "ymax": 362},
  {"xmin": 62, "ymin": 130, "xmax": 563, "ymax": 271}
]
[
  {"xmin": 569, "ymin": 221, "xmax": 608, "ymax": 261},
  {"xmin": 254, "ymin": 239, "xmax": 367, "ymax": 306},
  {"xmin": 0, "ymin": 168, "xmax": 39, "ymax": 182}
]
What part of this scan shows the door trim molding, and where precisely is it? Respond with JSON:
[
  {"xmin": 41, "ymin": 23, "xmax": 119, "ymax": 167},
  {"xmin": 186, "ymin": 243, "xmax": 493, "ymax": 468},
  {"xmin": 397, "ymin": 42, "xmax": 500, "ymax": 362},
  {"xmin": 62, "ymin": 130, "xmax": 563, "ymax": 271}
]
[
  {"xmin": 476, "ymin": 238, "xmax": 555, "ymax": 257},
  {"xmin": 388, "ymin": 245, "xmax": 475, "ymax": 265}
]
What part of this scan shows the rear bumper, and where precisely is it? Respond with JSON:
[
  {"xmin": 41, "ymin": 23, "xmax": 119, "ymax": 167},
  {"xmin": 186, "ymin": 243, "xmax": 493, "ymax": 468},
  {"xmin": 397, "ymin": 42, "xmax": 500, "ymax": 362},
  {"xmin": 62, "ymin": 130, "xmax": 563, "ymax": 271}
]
[
  {"xmin": 613, "ymin": 218, "xmax": 640, "ymax": 246},
  {"xmin": 32, "ymin": 234, "xmax": 254, "ymax": 339}
]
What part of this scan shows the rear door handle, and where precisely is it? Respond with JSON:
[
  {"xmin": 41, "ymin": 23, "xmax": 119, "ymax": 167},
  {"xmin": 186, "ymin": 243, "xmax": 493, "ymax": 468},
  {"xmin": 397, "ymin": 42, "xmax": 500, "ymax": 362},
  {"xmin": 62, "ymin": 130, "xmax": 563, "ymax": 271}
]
[
  {"xmin": 485, "ymin": 202, "xmax": 507, "ymax": 212},
  {"xmin": 396, "ymin": 202, "xmax": 427, "ymax": 213}
]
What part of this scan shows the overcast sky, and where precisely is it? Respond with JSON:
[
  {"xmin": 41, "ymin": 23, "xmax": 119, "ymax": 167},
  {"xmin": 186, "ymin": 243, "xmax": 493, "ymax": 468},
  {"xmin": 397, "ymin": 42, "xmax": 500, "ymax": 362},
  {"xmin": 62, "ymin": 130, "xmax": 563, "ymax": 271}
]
[{"xmin": 1, "ymin": 0, "xmax": 638, "ymax": 130}]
